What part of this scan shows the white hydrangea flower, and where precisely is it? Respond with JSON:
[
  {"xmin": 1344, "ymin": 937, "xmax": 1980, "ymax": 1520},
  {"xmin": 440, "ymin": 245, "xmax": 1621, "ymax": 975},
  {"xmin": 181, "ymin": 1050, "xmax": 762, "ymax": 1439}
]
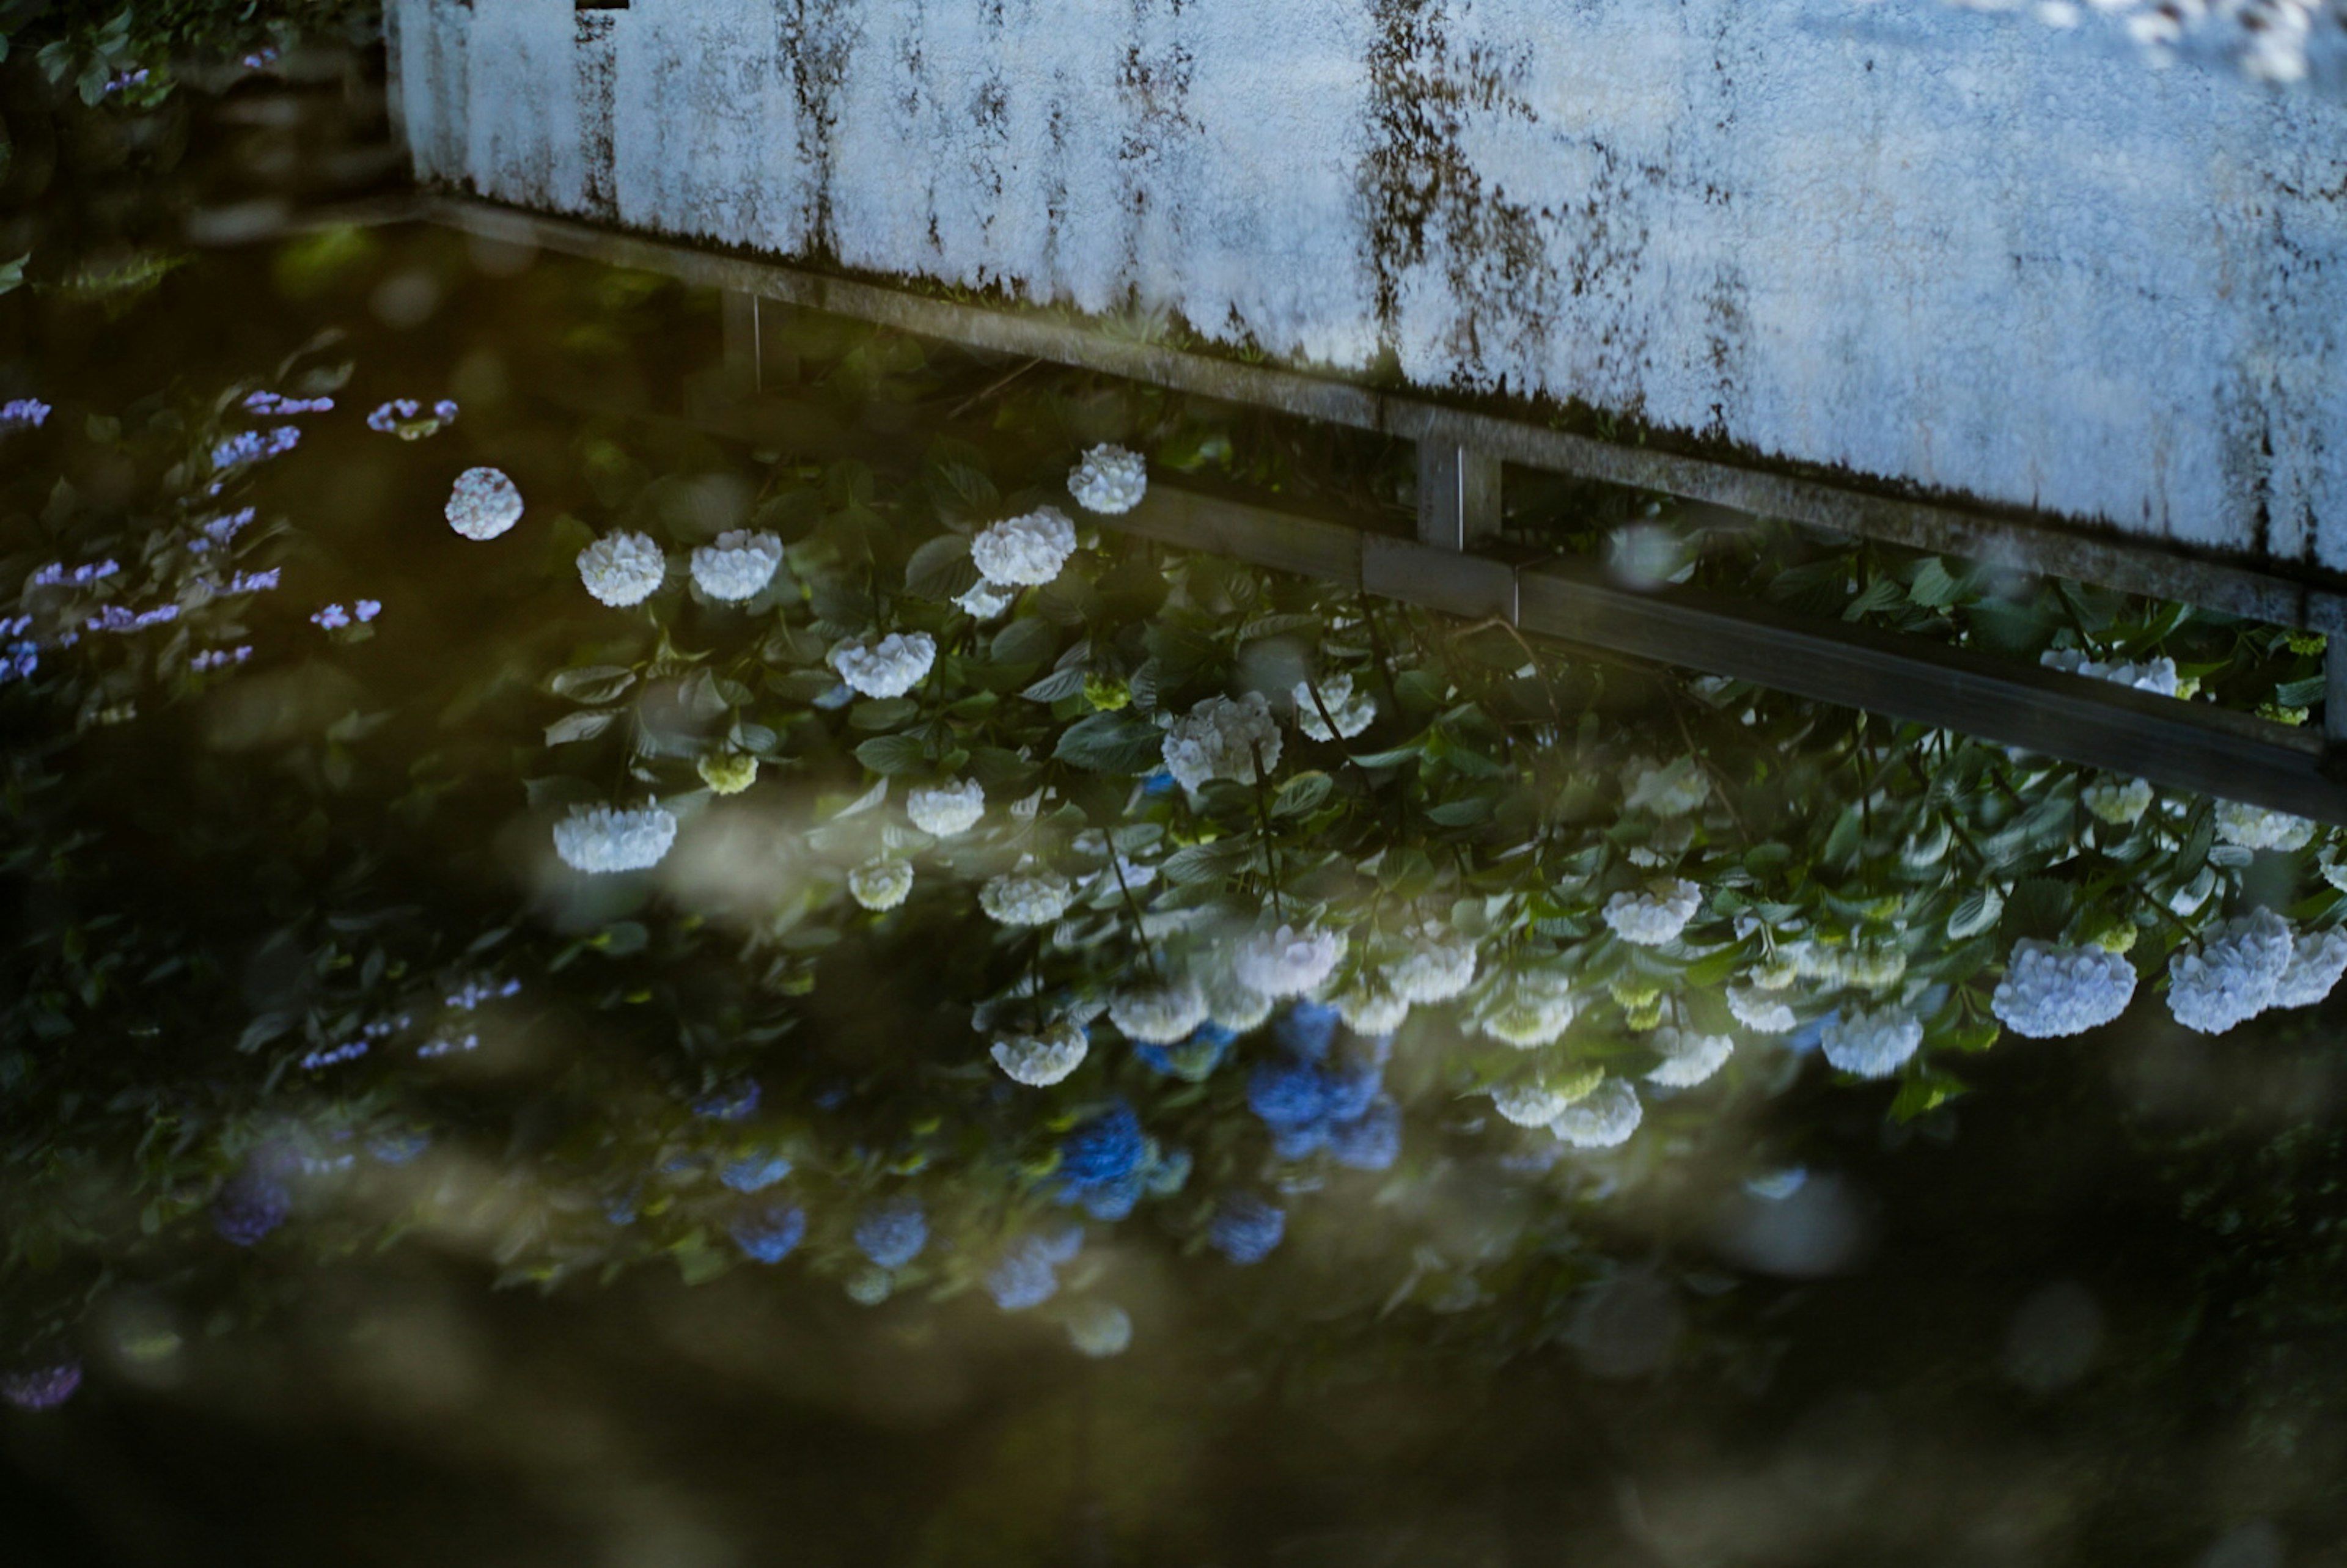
[
  {"xmin": 1294, "ymin": 672, "xmax": 1376, "ymax": 741},
  {"xmin": 1477, "ymin": 970, "xmax": 1577, "ymax": 1049},
  {"xmin": 2167, "ymin": 908, "xmax": 2293, "ymax": 1035},
  {"xmin": 1820, "ymin": 1006, "xmax": 1923, "ymax": 1079},
  {"xmin": 2040, "ymin": 648, "xmax": 2180, "ymax": 697},
  {"xmin": 829, "ymin": 632, "xmax": 936, "ymax": 699},
  {"xmin": 1107, "ymin": 981, "xmax": 1208, "ymax": 1044},
  {"xmin": 576, "ymin": 531, "xmax": 666, "ymax": 607},
  {"xmin": 1334, "ymin": 986, "xmax": 1410, "ymax": 1036},
  {"xmin": 688, "ymin": 530, "xmax": 783, "ymax": 603},
  {"xmin": 2083, "ymin": 777, "xmax": 2153, "ymax": 826},
  {"xmin": 1747, "ymin": 953, "xmax": 1799, "ymax": 991},
  {"xmin": 980, "ymin": 870, "xmax": 1074, "ymax": 927},
  {"xmin": 2271, "ymin": 927, "xmax": 2347, "ymax": 1010},
  {"xmin": 1727, "ymin": 984, "xmax": 1797, "ymax": 1034},
  {"xmin": 1620, "ymin": 756, "xmax": 1710, "ymax": 817},
  {"xmin": 552, "ymin": 804, "xmax": 678, "ymax": 874},
  {"xmin": 1064, "ymin": 1299, "xmax": 1134, "ymax": 1358},
  {"xmin": 991, "ymin": 1019, "xmax": 1089, "ymax": 1086},
  {"xmin": 1202, "ymin": 965, "xmax": 1274, "ymax": 1032},
  {"xmin": 908, "ymin": 779, "xmax": 985, "ymax": 838},
  {"xmin": 446, "ymin": 466, "xmax": 524, "ymax": 541},
  {"xmin": 1645, "ymin": 1028, "xmax": 1734, "ymax": 1088},
  {"xmin": 2213, "ymin": 800, "xmax": 2315, "ymax": 852},
  {"xmin": 2322, "ymin": 846, "xmax": 2347, "ymax": 894},
  {"xmin": 1232, "ymin": 923, "xmax": 1346, "ymax": 999},
  {"xmin": 848, "ymin": 857, "xmax": 914, "ymax": 912},
  {"xmin": 1491, "ymin": 1081, "xmax": 1578, "ymax": 1127},
  {"xmin": 1990, "ymin": 939, "xmax": 2137, "ymax": 1038},
  {"xmin": 1384, "ymin": 933, "xmax": 1478, "ymax": 1003},
  {"xmin": 1067, "ymin": 444, "xmax": 1148, "ymax": 515},
  {"xmin": 1550, "ymin": 1079, "xmax": 1642, "ymax": 1149},
  {"xmin": 1602, "ymin": 879, "xmax": 1703, "ymax": 947},
  {"xmin": 956, "ymin": 580, "xmax": 1015, "ymax": 620},
  {"xmin": 1162, "ymin": 692, "xmax": 1283, "ymax": 791},
  {"xmin": 971, "ymin": 507, "xmax": 1078, "ymax": 587}
]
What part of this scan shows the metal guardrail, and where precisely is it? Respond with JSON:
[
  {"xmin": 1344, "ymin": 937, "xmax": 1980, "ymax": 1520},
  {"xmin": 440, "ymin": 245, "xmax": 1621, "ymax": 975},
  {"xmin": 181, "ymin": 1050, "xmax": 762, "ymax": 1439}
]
[{"xmin": 414, "ymin": 192, "xmax": 2347, "ymax": 822}]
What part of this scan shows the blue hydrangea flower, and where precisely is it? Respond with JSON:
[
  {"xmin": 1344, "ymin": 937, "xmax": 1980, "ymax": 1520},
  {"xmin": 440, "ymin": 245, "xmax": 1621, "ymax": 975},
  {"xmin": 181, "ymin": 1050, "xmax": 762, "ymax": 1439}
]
[
  {"xmin": 1135, "ymin": 1022, "xmax": 1235, "ymax": 1081},
  {"xmin": 1275, "ymin": 1001, "xmax": 1341, "ymax": 1060},
  {"xmin": 719, "ymin": 1152, "xmax": 793, "ymax": 1193},
  {"xmin": 988, "ymin": 1234, "xmax": 1075, "ymax": 1310},
  {"xmin": 730, "ymin": 1203, "xmax": 806, "ymax": 1263},
  {"xmin": 854, "ymin": 1197, "xmax": 930, "ymax": 1269},
  {"xmin": 1143, "ymin": 1146, "xmax": 1193, "ymax": 1196},
  {"xmin": 1208, "ymin": 1193, "xmax": 1286, "ymax": 1264},
  {"xmin": 694, "ymin": 1081, "xmax": 762, "ymax": 1121},
  {"xmin": 1329, "ymin": 1096, "xmax": 1401, "ymax": 1171},
  {"xmin": 1059, "ymin": 1102, "xmax": 1145, "ymax": 1189},
  {"xmin": 1247, "ymin": 1057, "xmax": 1329, "ymax": 1129},
  {"xmin": 1247, "ymin": 1026, "xmax": 1394, "ymax": 1167},
  {"xmin": 605, "ymin": 1189, "xmax": 640, "ymax": 1226}
]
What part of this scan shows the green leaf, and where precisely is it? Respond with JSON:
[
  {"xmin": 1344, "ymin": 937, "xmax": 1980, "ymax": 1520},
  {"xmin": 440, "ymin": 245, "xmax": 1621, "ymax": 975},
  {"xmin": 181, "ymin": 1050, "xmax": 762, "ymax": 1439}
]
[
  {"xmin": 848, "ymin": 697, "xmax": 919, "ymax": 731},
  {"xmin": 1946, "ymin": 885, "xmax": 2004, "ymax": 940},
  {"xmin": 1842, "ymin": 576, "xmax": 1906, "ymax": 621},
  {"xmin": 905, "ymin": 533, "xmax": 978, "ymax": 601},
  {"xmin": 544, "ymin": 709, "xmax": 620, "ymax": 746},
  {"xmin": 1997, "ymin": 877, "xmax": 2072, "ymax": 945},
  {"xmin": 1271, "ymin": 771, "xmax": 1334, "ymax": 818},
  {"xmin": 1021, "ymin": 667, "xmax": 1089, "ymax": 703},
  {"xmin": 1423, "ymin": 794, "xmax": 1494, "ymax": 827},
  {"xmin": 1350, "ymin": 741, "xmax": 1425, "ymax": 770},
  {"xmin": 1889, "ymin": 1071, "xmax": 1967, "ymax": 1122},
  {"xmin": 0, "ymin": 254, "xmax": 26, "ymax": 296},
  {"xmin": 1053, "ymin": 711, "xmax": 1164, "ymax": 774},
  {"xmin": 2277, "ymin": 674, "xmax": 2327, "ymax": 708},
  {"xmin": 1906, "ymin": 556, "xmax": 1964, "ymax": 609},
  {"xmin": 990, "ymin": 617, "xmax": 1057, "ymax": 668},
  {"xmin": 549, "ymin": 665, "xmax": 637, "ymax": 703},
  {"xmin": 855, "ymin": 734, "xmax": 930, "ymax": 775}
]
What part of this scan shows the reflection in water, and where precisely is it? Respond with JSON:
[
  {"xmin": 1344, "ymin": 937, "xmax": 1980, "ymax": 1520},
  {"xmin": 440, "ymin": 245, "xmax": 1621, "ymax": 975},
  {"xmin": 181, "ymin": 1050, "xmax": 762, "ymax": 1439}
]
[{"xmin": 2, "ymin": 92, "xmax": 2347, "ymax": 1564}]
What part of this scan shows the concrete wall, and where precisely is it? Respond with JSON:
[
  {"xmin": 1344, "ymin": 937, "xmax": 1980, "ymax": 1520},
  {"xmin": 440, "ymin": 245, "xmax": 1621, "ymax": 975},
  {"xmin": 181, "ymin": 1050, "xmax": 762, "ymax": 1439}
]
[{"xmin": 386, "ymin": 0, "xmax": 2347, "ymax": 573}]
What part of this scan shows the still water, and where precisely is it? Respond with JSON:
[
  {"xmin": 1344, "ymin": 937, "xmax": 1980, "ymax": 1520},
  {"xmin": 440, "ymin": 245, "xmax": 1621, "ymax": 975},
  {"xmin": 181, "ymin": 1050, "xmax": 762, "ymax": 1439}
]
[{"xmin": 2, "ymin": 31, "xmax": 2346, "ymax": 1568}]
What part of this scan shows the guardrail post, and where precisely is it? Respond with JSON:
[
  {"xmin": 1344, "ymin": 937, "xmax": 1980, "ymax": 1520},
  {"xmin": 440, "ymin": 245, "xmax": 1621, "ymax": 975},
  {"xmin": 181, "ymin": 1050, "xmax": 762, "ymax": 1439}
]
[
  {"xmin": 2329, "ymin": 636, "xmax": 2347, "ymax": 746},
  {"xmin": 721, "ymin": 291, "xmax": 761, "ymax": 396},
  {"xmin": 1416, "ymin": 441, "xmax": 1504, "ymax": 552}
]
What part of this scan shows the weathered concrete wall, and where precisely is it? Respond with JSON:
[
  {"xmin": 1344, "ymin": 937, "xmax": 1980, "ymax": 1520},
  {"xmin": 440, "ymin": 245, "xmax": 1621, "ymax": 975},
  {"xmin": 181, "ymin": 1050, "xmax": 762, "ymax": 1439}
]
[{"xmin": 386, "ymin": 0, "xmax": 2347, "ymax": 573}]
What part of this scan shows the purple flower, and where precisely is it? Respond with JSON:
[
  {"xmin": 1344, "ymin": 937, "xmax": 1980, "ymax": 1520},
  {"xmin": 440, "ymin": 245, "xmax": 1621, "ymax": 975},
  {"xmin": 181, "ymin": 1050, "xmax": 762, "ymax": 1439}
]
[
  {"xmin": 224, "ymin": 569, "xmax": 279, "ymax": 595},
  {"xmin": 354, "ymin": 599, "xmax": 381, "ymax": 623},
  {"xmin": 310, "ymin": 604, "xmax": 350, "ymax": 631},
  {"xmin": 0, "ymin": 1359, "xmax": 81, "ymax": 1411},
  {"xmin": 210, "ymin": 427, "xmax": 299, "ymax": 471},
  {"xmin": 1, "ymin": 399, "xmax": 53, "ymax": 432},
  {"xmin": 2, "ymin": 642, "xmax": 37, "ymax": 683},
  {"xmin": 433, "ymin": 400, "xmax": 460, "ymax": 422},
  {"xmin": 84, "ymin": 604, "xmax": 178, "ymax": 634},
  {"xmin": 243, "ymin": 392, "xmax": 334, "ymax": 417}
]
